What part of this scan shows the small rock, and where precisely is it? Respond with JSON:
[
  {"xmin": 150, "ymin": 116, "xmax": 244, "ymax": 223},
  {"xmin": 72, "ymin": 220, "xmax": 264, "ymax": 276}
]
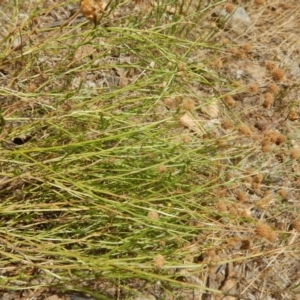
[
  {"xmin": 235, "ymin": 69, "xmax": 245, "ymax": 79},
  {"xmin": 290, "ymin": 61, "xmax": 300, "ymax": 77},
  {"xmin": 220, "ymin": 7, "xmax": 252, "ymax": 34}
]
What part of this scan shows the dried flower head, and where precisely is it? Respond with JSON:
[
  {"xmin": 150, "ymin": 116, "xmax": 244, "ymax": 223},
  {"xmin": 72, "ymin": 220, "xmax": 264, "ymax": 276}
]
[
  {"xmin": 223, "ymin": 95, "xmax": 236, "ymax": 107},
  {"xmin": 267, "ymin": 83, "xmax": 280, "ymax": 94},
  {"xmin": 230, "ymin": 182, "xmax": 238, "ymax": 189},
  {"xmin": 277, "ymin": 188, "xmax": 287, "ymax": 198},
  {"xmin": 271, "ymin": 67, "xmax": 285, "ymax": 82},
  {"xmin": 264, "ymin": 130, "xmax": 285, "ymax": 145},
  {"xmin": 178, "ymin": 62, "xmax": 186, "ymax": 71},
  {"xmin": 148, "ymin": 210, "xmax": 159, "ymax": 221},
  {"xmin": 290, "ymin": 149, "xmax": 300, "ymax": 159},
  {"xmin": 236, "ymin": 48, "xmax": 246, "ymax": 58},
  {"xmin": 275, "ymin": 133, "xmax": 286, "ymax": 145},
  {"xmin": 229, "ymin": 205, "xmax": 238, "ymax": 216},
  {"xmin": 292, "ymin": 220, "xmax": 300, "ymax": 232},
  {"xmin": 241, "ymin": 43, "xmax": 252, "ymax": 53},
  {"xmin": 216, "ymin": 139, "xmax": 228, "ymax": 148},
  {"xmin": 256, "ymin": 222, "xmax": 276, "ymax": 242},
  {"xmin": 238, "ymin": 124, "xmax": 252, "ymax": 136},
  {"xmin": 80, "ymin": 0, "xmax": 104, "ymax": 24},
  {"xmin": 261, "ymin": 137, "xmax": 271, "ymax": 152},
  {"xmin": 153, "ymin": 254, "xmax": 165, "ymax": 269},
  {"xmin": 210, "ymin": 21, "xmax": 217, "ymax": 28},
  {"xmin": 253, "ymin": 173, "xmax": 263, "ymax": 184},
  {"xmin": 229, "ymin": 47, "xmax": 239, "ymax": 57},
  {"xmin": 252, "ymin": 181, "xmax": 261, "ymax": 191},
  {"xmin": 243, "ymin": 176, "xmax": 252, "ymax": 184},
  {"xmin": 212, "ymin": 57, "xmax": 223, "ymax": 70},
  {"xmin": 241, "ymin": 239, "xmax": 251, "ymax": 250},
  {"xmin": 216, "ymin": 201, "xmax": 228, "ymax": 213},
  {"xmin": 224, "ymin": 237, "xmax": 240, "ymax": 249},
  {"xmin": 163, "ymin": 97, "xmax": 181, "ymax": 110},
  {"xmin": 181, "ymin": 135, "xmax": 192, "ymax": 143},
  {"xmin": 182, "ymin": 98, "xmax": 195, "ymax": 111},
  {"xmin": 159, "ymin": 240, "xmax": 166, "ymax": 247},
  {"xmin": 263, "ymin": 92, "xmax": 274, "ymax": 109},
  {"xmin": 157, "ymin": 164, "xmax": 167, "ymax": 173},
  {"xmin": 265, "ymin": 61, "xmax": 276, "ymax": 71},
  {"xmin": 288, "ymin": 109, "xmax": 298, "ymax": 121},
  {"xmin": 236, "ymin": 190, "xmax": 246, "ymax": 203},
  {"xmin": 206, "ymin": 249, "xmax": 217, "ymax": 258},
  {"xmin": 247, "ymin": 83, "xmax": 258, "ymax": 94},
  {"xmin": 221, "ymin": 118, "xmax": 233, "ymax": 129},
  {"xmin": 224, "ymin": 3, "xmax": 235, "ymax": 13},
  {"xmin": 221, "ymin": 38, "xmax": 230, "ymax": 46},
  {"xmin": 27, "ymin": 82, "xmax": 37, "ymax": 92}
]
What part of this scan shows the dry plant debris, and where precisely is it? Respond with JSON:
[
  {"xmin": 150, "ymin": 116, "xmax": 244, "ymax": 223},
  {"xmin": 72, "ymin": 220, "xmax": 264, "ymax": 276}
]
[
  {"xmin": 0, "ymin": 0, "xmax": 300, "ymax": 299},
  {"xmin": 80, "ymin": 0, "xmax": 104, "ymax": 24}
]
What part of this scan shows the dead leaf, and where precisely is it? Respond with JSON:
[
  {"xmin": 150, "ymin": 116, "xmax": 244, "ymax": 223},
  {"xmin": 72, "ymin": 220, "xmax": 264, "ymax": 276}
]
[
  {"xmin": 220, "ymin": 278, "xmax": 237, "ymax": 300},
  {"xmin": 179, "ymin": 112, "xmax": 203, "ymax": 134},
  {"xmin": 163, "ymin": 97, "xmax": 181, "ymax": 110},
  {"xmin": 201, "ymin": 101, "xmax": 219, "ymax": 118},
  {"xmin": 73, "ymin": 45, "xmax": 95, "ymax": 62},
  {"xmin": 115, "ymin": 67, "xmax": 129, "ymax": 87}
]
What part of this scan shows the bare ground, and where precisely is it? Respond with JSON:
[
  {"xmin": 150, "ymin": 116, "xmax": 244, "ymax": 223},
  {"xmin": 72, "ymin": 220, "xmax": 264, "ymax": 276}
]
[{"xmin": 0, "ymin": 0, "xmax": 300, "ymax": 299}]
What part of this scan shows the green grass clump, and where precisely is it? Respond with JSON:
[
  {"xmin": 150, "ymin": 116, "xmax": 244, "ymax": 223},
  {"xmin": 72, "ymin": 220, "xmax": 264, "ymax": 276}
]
[{"xmin": 1, "ymin": 0, "xmax": 300, "ymax": 299}]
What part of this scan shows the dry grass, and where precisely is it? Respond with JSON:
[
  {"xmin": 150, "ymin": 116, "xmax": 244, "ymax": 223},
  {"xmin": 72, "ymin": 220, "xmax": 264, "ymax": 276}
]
[{"xmin": 0, "ymin": 0, "xmax": 300, "ymax": 299}]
